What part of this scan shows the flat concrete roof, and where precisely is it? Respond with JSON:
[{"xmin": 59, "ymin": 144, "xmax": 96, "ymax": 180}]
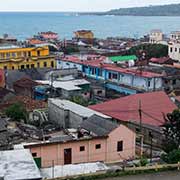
[
  {"xmin": 37, "ymin": 79, "xmax": 90, "ymax": 91},
  {"xmin": 0, "ymin": 149, "xmax": 41, "ymax": 180}
]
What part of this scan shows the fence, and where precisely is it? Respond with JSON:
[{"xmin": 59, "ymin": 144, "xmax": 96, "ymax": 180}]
[{"xmin": 46, "ymin": 162, "xmax": 180, "ymax": 180}]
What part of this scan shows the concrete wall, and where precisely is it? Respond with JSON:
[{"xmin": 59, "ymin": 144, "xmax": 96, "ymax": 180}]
[
  {"xmin": 48, "ymin": 99, "xmax": 86, "ymax": 129},
  {"xmin": 48, "ymin": 100, "xmax": 69, "ymax": 128}
]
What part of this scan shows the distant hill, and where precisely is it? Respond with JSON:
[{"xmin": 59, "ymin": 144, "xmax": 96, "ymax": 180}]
[{"xmin": 83, "ymin": 4, "xmax": 180, "ymax": 16}]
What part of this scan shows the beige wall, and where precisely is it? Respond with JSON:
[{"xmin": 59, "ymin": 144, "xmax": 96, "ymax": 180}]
[{"xmin": 149, "ymin": 31, "xmax": 163, "ymax": 44}]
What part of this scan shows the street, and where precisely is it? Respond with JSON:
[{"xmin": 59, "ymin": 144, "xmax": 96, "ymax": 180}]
[{"xmin": 103, "ymin": 171, "xmax": 180, "ymax": 180}]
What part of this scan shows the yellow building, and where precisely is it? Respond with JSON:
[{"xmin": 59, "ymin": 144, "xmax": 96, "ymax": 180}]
[
  {"xmin": 74, "ymin": 30, "xmax": 94, "ymax": 40},
  {"xmin": 0, "ymin": 45, "xmax": 56, "ymax": 70}
]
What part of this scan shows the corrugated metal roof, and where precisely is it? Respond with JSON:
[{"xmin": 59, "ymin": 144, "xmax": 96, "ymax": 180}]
[
  {"xmin": 109, "ymin": 55, "xmax": 137, "ymax": 62},
  {"xmin": 89, "ymin": 91, "xmax": 177, "ymax": 127},
  {"xmin": 81, "ymin": 114, "xmax": 118, "ymax": 136}
]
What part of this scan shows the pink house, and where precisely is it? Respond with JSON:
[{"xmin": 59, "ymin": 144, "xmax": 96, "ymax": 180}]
[
  {"xmin": 39, "ymin": 31, "xmax": 58, "ymax": 40},
  {"xmin": 24, "ymin": 115, "xmax": 135, "ymax": 168}
]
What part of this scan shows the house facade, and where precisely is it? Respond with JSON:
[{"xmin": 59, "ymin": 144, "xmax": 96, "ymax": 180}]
[
  {"xmin": 168, "ymin": 41, "xmax": 180, "ymax": 62},
  {"xmin": 149, "ymin": 29, "xmax": 163, "ymax": 44},
  {"xmin": 24, "ymin": 123, "xmax": 135, "ymax": 168},
  {"xmin": 0, "ymin": 45, "xmax": 56, "ymax": 70},
  {"xmin": 57, "ymin": 55, "xmax": 163, "ymax": 94}
]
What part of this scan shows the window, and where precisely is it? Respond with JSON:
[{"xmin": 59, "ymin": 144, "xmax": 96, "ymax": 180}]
[
  {"xmin": 6, "ymin": 53, "xmax": 10, "ymax": 58},
  {"xmin": 12, "ymin": 52, "xmax": 16, "ymax": 58},
  {"xmin": 108, "ymin": 72, "xmax": 112, "ymax": 79},
  {"xmin": 26, "ymin": 64, "xmax": 29, "ymax": 69},
  {"xmin": 32, "ymin": 153, "xmax": 37, "ymax": 157},
  {"xmin": 44, "ymin": 62, "xmax": 47, "ymax": 67},
  {"xmin": 21, "ymin": 65, "xmax": 24, "ymax": 69},
  {"xmin": 80, "ymin": 146, "xmax": 85, "ymax": 152},
  {"xmin": 37, "ymin": 62, "xmax": 40, "ymax": 68},
  {"xmin": 23, "ymin": 52, "xmax": 27, "ymax": 57},
  {"xmin": 12, "ymin": 66, "xmax": 14, "ymax": 70},
  {"xmin": 4, "ymin": 66, "xmax": 7, "ymax": 70},
  {"xmin": 28, "ymin": 51, "xmax": 31, "ymax": 57},
  {"xmin": 51, "ymin": 61, "xmax": 54, "ymax": 68},
  {"xmin": 173, "ymin": 79, "xmax": 176, "ymax": 85},
  {"xmin": 92, "ymin": 68, "xmax": 96, "ymax": 75},
  {"xmin": 175, "ymin": 48, "xmax": 177, "ymax": 52},
  {"xmin": 31, "ymin": 64, "xmax": 35, "ymax": 68},
  {"xmin": 117, "ymin": 141, "xmax": 123, "ymax": 152},
  {"xmin": 170, "ymin": 47, "xmax": 173, "ymax": 53},
  {"xmin": 98, "ymin": 68, "xmax": 102, "ymax": 76},
  {"xmin": 37, "ymin": 50, "xmax": 40, "ymax": 56},
  {"xmin": 97, "ymin": 90, "xmax": 102, "ymax": 94},
  {"xmin": 112, "ymin": 73, "xmax": 118, "ymax": 79},
  {"xmin": 95, "ymin": 144, "xmax": 101, "ymax": 149},
  {"xmin": 148, "ymin": 80, "xmax": 151, "ymax": 87}
]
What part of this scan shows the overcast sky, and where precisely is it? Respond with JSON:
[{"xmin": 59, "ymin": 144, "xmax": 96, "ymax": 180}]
[{"xmin": 1, "ymin": 0, "xmax": 180, "ymax": 12}]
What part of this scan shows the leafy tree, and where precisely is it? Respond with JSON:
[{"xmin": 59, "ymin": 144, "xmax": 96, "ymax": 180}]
[
  {"xmin": 127, "ymin": 44, "xmax": 168, "ymax": 59},
  {"xmin": 161, "ymin": 149, "xmax": 180, "ymax": 164},
  {"xmin": 163, "ymin": 109, "xmax": 180, "ymax": 153},
  {"xmin": 5, "ymin": 103, "xmax": 27, "ymax": 122}
]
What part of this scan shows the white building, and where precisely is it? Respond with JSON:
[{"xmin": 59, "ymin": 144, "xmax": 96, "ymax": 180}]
[
  {"xmin": 149, "ymin": 29, "xmax": 163, "ymax": 44},
  {"xmin": 168, "ymin": 42, "xmax": 180, "ymax": 61},
  {"xmin": 170, "ymin": 31, "xmax": 180, "ymax": 42}
]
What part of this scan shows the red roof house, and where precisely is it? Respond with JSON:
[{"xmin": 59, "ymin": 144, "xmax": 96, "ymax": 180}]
[{"xmin": 89, "ymin": 91, "xmax": 177, "ymax": 127}]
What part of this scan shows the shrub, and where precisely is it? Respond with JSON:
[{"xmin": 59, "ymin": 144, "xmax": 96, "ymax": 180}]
[
  {"xmin": 161, "ymin": 149, "xmax": 180, "ymax": 164},
  {"xmin": 139, "ymin": 156, "xmax": 148, "ymax": 166},
  {"xmin": 5, "ymin": 103, "xmax": 27, "ymax": 122}
]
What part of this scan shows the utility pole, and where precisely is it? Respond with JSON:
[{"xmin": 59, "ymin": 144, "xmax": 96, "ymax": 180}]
[
  {"xmin": 149, "ymin": 131, "xmax": 153, "ymax": 163},
  {"xmin": 139, "ymin": 100, "xmax": 142, "ymax": 132},
  {"xmin": 138, "ymin": 100, "xmax": 144, "ymax": 157}
]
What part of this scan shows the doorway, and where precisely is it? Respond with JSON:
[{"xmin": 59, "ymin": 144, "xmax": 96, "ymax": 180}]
[{"xmin": 64, "ymin": 148, "xmax": 72, "ymax": 165}]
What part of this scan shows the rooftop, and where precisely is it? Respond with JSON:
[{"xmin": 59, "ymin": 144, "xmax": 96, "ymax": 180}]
[
  {"xmin": 89, "ymin": 91, "xmax": 177, "ymax": 127},
  {"xmin": 14, "ymin": 78, "xmax": 39, "ymax": 88},
  {"xmin": 0, "ymin": 96, "xmax": 47, "ymax": 112},
  {"xmin": 109, "ymin": 55, "xmax": 137, "ymax": 62},
  {"xmin": 62, "ymin": 55, "xmax": 163, "ymax": 78},
  {"xmin": 0, "ymin": 149, "xmax": 41, "ymax": 180},
  {"xmin": 49, "ymin": 99, "xmax": 111, "ymax": 119},
  {"xmin": 81, "ymin": 114, "xmax": 118, "ymax": 136},
  {"xmin": 36, "ymin": 79, "xmax": 90, "ymax": 91}
]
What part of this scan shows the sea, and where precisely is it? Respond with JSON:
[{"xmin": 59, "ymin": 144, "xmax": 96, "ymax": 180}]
[{"xmin": 1, "ymin": 12, "xmax": 180, "ymax": 40}]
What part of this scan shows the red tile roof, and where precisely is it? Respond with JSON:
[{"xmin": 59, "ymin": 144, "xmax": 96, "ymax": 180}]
[
  {"xmin": 89, "ymin": 91, "xmax": 177, "ymax": 127},
  {"xmin": 62, "ymin": 56, "xmax": 163, "ymax": 78},
  {"xmin": 150, "ymin": 57, "xmax": 170, "ymax": 64},
  {"xmin": 13, "ymin": 78, "xmax": 40, "ymax": 88},
  {"xmin": 0, "ymin": 96, "xmax": 47, "ymax": 112}
]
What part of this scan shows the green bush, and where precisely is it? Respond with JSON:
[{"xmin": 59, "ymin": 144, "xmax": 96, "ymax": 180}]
[
  {"xmin": 161, "ymin": 149, "xmax": 180, "ymax": 164},
  {"xmin": 139, "ymin": 156, "xmax": 148, "ymax": 166},
  {"xmin": 5, "ymin": 103, "xmax": 27, "ymax": 122}
]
